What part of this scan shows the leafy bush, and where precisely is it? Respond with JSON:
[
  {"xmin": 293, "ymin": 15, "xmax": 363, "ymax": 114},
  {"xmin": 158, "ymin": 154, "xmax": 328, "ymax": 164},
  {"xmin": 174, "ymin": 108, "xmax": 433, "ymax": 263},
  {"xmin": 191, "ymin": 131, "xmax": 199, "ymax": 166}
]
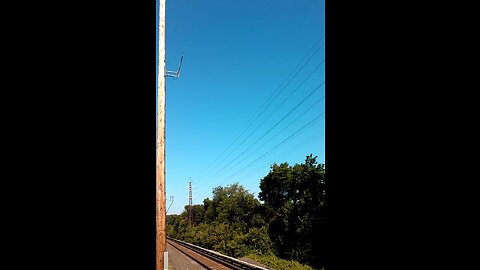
[
  {"xmin": 244, "ymin": 226, "xmax": 275, "ymax": 256},
  {"xmin": 246, "ymin": 253, "xmax": 316, "ymax": 270},
  {"xmin": 166, "ymin": 156, "xmax": 326, "ymax": 269}
]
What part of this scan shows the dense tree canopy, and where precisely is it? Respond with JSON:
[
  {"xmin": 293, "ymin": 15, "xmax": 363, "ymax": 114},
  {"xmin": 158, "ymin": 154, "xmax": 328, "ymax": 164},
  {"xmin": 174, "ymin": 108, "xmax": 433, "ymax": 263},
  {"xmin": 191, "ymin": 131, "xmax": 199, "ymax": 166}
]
[
  {"xmin": 166, "ymin": 154, "xmax": 325, "ymax": 269},
  {"xmin": 259, "ymin": 154, "xmax": 326, "ymax": 267},
  {"xmin": 167, "ymin": 183, "xmax": 272, "ymax": 257}
]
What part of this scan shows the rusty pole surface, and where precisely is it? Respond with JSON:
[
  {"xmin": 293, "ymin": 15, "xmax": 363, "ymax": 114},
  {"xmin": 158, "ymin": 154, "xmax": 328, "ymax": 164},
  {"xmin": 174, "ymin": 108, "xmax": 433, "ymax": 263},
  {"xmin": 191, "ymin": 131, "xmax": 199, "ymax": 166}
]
[{"xmin": 156, "ymin": 0, "xmax": 166, "ymax": 269}]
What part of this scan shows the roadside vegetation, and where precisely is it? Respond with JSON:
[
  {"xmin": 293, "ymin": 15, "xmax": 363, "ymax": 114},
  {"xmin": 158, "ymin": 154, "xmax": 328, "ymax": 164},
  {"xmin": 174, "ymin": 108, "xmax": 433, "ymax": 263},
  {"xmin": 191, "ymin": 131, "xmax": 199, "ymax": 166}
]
[{"xmin": 167, "ymin": 154, "xmax": 326, "ymax": 269}]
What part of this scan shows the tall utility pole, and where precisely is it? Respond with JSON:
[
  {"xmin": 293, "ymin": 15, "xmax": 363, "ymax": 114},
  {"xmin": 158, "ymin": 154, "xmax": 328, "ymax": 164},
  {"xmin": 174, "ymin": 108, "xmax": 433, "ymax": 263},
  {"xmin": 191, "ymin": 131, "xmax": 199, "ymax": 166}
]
[
  {"xmin": 156, "ymin": 0, "xmax": 166, "ymax": 269},
  {"xmin": 188, "ymin": 180, "xmax": 193, "ymax": 224}
]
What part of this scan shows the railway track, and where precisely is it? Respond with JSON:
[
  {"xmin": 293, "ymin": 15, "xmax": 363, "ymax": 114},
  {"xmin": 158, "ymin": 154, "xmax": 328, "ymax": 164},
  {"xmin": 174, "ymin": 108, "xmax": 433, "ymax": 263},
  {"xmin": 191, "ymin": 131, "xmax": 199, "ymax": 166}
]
[{"xmin": 167, "ymin": 237, "xmax": 270, "ymax": 270}]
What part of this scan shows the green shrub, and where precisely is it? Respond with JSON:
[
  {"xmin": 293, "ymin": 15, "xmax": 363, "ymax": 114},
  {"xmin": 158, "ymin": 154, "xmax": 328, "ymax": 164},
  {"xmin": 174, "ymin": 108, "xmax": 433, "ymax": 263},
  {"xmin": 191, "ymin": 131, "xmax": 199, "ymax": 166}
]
[
  {"xmin": 244, "ymin": 226, "xmax": 275, "ymax": 256},
  {"xmin": 246, "ymin": 253, "xmax": 316, "ymax": 270}
]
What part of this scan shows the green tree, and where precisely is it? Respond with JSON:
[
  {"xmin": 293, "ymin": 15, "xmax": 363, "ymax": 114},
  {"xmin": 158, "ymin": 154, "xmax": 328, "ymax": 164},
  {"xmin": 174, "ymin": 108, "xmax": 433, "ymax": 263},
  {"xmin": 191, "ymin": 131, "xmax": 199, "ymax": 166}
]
[
  {"xmin": 167, "ymin": 182, "xmax": 272, "ymax": 257},
  {"xmin": 259, "ymin": 154, "xmax": 326, "ymax": 268},
  {"xmin": 204, "ymin": 183, "xmax": 264, "ymax": 232}
]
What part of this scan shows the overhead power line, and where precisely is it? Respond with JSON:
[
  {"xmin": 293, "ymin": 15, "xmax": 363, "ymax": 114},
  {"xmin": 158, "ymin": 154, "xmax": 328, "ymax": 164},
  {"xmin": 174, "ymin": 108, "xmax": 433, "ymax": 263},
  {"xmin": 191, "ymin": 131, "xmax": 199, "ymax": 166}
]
[
  {"xmin": 197, "ymin": 60, "xmax": 325, "ymax": 186},
  {"xmin": 232, "ymin": 129, "xmax": 326, "ymax": 182},
  {"xmin": 233, "ymin": 96, "xmax": 325, "ymax": 169},
  {"xmin": 195, "ymin": 38, "xmax": 325, "ymax": 181},
  {"xmin": 200, "ymin": 112, "xmax": 325, "ymax": 192},
  {"xmin": 198, "ymin": 81, "xmax": 325, "ymax": 186}
]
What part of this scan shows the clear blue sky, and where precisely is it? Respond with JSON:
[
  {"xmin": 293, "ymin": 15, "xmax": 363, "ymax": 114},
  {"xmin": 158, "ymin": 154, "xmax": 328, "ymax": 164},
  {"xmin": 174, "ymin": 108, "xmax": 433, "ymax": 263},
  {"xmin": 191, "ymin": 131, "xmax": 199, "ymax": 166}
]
[{"xmin": 157, "ymin": 0, "xmax": 325, "ymax": 214}]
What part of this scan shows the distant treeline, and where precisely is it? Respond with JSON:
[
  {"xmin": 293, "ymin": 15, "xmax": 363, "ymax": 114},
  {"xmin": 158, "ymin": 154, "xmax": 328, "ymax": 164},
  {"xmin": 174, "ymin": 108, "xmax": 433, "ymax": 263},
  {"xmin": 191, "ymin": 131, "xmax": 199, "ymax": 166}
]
[{"xmin": 166, "ymin": 154, "xmax": 326, "ymax": 269}]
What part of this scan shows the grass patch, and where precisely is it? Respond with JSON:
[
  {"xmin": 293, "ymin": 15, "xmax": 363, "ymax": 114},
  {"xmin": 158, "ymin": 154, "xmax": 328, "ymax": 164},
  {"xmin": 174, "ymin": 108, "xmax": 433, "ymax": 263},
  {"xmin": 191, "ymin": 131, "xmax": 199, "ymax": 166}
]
[{"xmin": 246, "ymin": 253, "xmax": 317, "ymax": 270}]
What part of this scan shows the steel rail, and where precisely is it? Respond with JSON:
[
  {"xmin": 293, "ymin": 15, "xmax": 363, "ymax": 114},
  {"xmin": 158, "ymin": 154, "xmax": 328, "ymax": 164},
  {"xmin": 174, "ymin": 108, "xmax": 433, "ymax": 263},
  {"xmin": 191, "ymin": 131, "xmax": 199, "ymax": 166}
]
[{"xmin": 167, "ymin": 237, "xmax": 270, "ymax": 270}]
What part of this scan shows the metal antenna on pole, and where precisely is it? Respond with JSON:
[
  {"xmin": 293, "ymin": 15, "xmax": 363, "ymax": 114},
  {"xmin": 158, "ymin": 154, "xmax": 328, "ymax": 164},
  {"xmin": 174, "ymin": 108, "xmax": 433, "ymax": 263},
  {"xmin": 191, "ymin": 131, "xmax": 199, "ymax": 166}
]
[
  {"xmin": 166, "ymin": 194, "xmax": 174, "ymax": 214},
  {"xmin": 166, "ymin": 53, "xmax": 184, "ymax": 79}
]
